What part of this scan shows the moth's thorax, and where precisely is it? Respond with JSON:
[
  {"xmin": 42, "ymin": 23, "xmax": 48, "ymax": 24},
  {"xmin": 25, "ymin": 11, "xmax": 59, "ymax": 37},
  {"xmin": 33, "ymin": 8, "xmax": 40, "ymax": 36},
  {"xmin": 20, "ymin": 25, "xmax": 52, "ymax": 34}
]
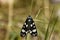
[
  {"xmin": 26, "ymin": 19, "xmax": 33, "ymax": 30},
  {"xmin": 26, "ymin": 16, "xmax": 33, "ymax": 24}
]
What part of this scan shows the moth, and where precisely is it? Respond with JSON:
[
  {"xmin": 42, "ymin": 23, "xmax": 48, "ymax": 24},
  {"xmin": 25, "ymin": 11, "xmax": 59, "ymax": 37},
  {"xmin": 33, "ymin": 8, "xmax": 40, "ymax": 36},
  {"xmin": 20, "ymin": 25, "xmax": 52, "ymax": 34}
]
[{"xmin": 20, "ymin": 16, "xmax": 37, "ymax": 37}]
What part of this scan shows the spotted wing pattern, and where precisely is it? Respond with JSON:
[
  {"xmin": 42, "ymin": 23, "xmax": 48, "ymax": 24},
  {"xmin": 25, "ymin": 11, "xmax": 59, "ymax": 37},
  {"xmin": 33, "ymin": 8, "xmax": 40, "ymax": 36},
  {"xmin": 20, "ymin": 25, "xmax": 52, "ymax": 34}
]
[{"xmin": 20, "ymin": 16, "xmax": 37, "ymax": 37}]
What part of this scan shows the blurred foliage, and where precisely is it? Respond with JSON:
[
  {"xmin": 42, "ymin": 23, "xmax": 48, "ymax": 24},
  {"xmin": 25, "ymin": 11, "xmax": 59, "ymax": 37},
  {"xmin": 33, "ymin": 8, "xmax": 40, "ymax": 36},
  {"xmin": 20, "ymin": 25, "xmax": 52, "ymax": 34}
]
[
  {"xmin": 0, "ymin": 0, "xmax": 60, "ymax": 40},
  {"xmin": 14, "ymin": 0, "xmax": 36, "ymax": 8}
]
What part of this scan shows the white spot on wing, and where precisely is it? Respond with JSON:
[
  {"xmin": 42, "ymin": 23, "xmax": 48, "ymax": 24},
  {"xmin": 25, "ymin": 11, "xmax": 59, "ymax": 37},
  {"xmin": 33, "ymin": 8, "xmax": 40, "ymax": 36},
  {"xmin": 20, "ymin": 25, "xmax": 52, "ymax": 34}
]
[
  {"xmin": 24, "ymin": 23, "xmax": 26, "ymax": 25},
  {"xmin": 26, "ymin": 25, "xmax": 28, "ymax": 27},
  {"xmin": 30, "ymin": 24, "xmax": 33, "ymax": 27},
  {"xmin": 30, "ymin": 30, "xmax": 32, "ymax": 33},
  {"xmin": 26, "ymin": 31, "xmax": 28, "ymax": 34},
  {"xmin": 32, "ymin": 29, "xmax": 36, "ymax": 32},
  {"xmin": 28, "ymin": 19, "xmax": 31, "ymax": 22},
  {"xmin": 22, "ymin": 29, "xmax": 25, "ymax": 32},
  {"xmin": 26, "ymin": 31, "xmax": 29, "ymax": 34},
  {"xmin": 33, "ymin": 26, "xmax": 35, "ymax": 28},
  {"xmin": 33, "ymin": 23, "xmax": 35, "ymax": 25}
]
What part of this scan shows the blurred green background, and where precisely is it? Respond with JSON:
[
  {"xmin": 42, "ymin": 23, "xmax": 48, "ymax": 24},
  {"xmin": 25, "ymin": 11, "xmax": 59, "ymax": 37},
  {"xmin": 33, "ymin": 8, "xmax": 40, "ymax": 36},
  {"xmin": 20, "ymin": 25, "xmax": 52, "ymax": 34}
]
[{"xmin": 0, "ymin": 0, "xmax": 60, "ymax": 40}]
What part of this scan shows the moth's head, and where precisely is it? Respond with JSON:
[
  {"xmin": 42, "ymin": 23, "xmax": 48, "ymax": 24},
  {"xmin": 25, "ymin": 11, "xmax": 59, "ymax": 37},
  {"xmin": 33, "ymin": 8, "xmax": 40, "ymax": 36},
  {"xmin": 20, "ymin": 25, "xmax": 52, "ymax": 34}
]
[
  {"xmin": 27, "ymin": 15, "xmax": 32, "ymax": 19},
  {"xmin": 26, "ymin": 15, "xmax": 33, "ymax": 24}
]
